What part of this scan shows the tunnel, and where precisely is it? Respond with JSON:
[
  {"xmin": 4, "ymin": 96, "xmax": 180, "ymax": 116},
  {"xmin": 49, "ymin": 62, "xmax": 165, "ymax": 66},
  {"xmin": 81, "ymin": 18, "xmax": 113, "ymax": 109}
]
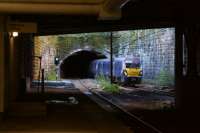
[{"xmin": 59, "ymin": 49, "xmax": 106, "ymax": 79}]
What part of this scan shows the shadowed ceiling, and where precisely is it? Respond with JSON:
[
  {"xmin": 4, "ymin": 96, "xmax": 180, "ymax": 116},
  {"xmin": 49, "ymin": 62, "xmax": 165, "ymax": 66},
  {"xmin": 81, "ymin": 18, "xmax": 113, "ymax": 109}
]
[{"xmin": 0, "ymin": 0, "xmax": 132, "ymax": 20}]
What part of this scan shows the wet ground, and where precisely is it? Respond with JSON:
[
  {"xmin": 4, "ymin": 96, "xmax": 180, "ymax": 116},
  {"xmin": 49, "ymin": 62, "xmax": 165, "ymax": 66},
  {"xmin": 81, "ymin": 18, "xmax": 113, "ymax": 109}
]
[
  {"xmin": 1, "ymin": 88, "xmax": 132, "ymax": 133},
  {"xmin": 75, "ymin": 79, "xmax": 175, "ymax": 110},
  {"xmin": 30, "ymin": 79, "xmax": 175, "ymax": 111},
  {"xmin": 25, "ymin": 79, "xmax": 176, "ymax": 133},
  {"xmin": 73, "ymin": 79, "xmax": 176, "ymax": 133}
]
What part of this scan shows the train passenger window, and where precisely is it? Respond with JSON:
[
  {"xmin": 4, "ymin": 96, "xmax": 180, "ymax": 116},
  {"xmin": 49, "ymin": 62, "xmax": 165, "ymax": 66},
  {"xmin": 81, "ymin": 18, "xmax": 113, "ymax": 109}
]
[{"xmin": 103, "ymin": 61, "xmax": 107, "ymax": 74}]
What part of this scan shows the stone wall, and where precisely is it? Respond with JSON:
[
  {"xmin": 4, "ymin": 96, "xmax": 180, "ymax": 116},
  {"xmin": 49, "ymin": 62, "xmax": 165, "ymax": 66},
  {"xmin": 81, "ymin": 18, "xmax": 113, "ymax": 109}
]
[
  {"xmin": 124, "ymin": 28, "xmax": 175, "ymax": 86},
  {"xmin": 140, "ymin": 28, "xmax": 175, "ymax": 85}
]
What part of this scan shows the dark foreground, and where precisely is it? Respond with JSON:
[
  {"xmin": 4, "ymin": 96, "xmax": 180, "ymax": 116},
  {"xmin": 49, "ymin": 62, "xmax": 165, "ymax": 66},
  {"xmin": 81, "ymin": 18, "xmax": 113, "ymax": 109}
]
[{"xmin": 0, "ymin": 90, "xmax": 132, "ymax": 133}]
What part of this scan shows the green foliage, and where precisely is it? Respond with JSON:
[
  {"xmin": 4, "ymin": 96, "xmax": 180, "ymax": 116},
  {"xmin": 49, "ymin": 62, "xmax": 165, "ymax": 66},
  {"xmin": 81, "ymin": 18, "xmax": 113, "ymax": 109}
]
[
  {"xmin": 141, "ymin": 79, "xmax": 156, "ymax": 85},
  {"xmin": 55, "ymin": 32, "xmax": 110, "ymax": 58},
  {"xmin": 142, "ymin": 69, "xmax": 174, "ymax": 87},
  {"xmin": 96, "ymin": 75, "xmax": 120, "ymax": 93},
  {"xmin": 47, "ymin": 70, "xmax": 57, "ymax": 80},
  {"xmin": 130, "ymin": 31, "xmax": 137, "ymax": 48},
  {"xmin": 46, "ymin": 66, "xmax": 57, "ymax": 80},
  {"xmin": 37, "ymin": 29, "xmax": 175, "ymax": 86},
  {"xmin": 155, "ymin": 69, "xmax": 174, "ymax": 86}
]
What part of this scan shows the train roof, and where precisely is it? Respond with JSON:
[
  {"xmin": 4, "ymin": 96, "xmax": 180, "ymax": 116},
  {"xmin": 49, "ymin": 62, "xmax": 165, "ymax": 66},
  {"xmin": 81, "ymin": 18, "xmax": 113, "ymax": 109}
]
[{"xmin": 93, "ymin": 57, "xmax": 140, "ymax": 62}]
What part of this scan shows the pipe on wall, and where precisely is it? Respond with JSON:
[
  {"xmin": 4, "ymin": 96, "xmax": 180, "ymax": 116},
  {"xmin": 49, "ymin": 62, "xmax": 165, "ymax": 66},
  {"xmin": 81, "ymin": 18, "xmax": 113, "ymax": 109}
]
[
  {"xmin": 0, "ymin": 0, "xmax": 131, "ymax": 19},
  {"xmin": 0, "ymin": 3, "xmax": 100, "ymax": 15},
  {"xmin": 0, "ymin": 0, "xmax": 104, "ymax": 4},
  {"xmin": 99, "ymin": 0, "xmax": 131, "ymax": 20},
  {"xmin": 103, "ymin": 0, "xmax": 130, "ymax": 11}
]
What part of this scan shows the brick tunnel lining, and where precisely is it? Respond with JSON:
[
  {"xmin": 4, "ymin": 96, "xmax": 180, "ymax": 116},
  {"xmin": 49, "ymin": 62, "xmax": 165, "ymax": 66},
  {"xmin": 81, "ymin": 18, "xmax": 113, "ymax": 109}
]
[{"xmin": 60, "ymin": 50, "xmax": 106, "ymax": 79}]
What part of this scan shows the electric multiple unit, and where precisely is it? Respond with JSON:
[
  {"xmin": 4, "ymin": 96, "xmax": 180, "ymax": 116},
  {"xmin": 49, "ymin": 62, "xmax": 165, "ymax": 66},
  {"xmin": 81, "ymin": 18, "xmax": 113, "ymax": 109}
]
[{"xmin": 89, "ymin": 57, "xmax": 142, "ymax": 84}]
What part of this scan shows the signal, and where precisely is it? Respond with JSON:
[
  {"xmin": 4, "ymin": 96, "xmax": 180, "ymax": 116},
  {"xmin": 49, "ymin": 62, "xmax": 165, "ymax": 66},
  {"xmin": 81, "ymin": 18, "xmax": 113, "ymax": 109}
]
[{"xmin": 54, "ymin": 57, "xmax": 59, "ymax": 65}]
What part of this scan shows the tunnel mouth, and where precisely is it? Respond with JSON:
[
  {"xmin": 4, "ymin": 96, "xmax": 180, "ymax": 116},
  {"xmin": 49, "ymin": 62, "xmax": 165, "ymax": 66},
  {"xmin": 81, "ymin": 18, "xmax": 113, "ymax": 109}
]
[{"xmin": 59, "ymin": 50, "xmax": 106, "ymax": 79}]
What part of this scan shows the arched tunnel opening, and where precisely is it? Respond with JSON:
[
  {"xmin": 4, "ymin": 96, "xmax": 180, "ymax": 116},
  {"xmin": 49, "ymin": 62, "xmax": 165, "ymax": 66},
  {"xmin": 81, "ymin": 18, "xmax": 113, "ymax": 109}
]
[{"xmin": 60, "ymin": 50, "xmax": 106, "ymax": 79}]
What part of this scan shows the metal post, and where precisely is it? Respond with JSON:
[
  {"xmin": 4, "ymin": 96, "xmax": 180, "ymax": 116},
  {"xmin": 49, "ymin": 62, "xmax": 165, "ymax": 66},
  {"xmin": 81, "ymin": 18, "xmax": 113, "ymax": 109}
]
[
  {"xmin": 186, "ymin": 26, "xmax": 198, "ymax": 77},
  {"xmin": 34, "ymin": 56, "xmax": 42, "ymax": 93},
  {"xmin": 41, "ymin": 68, "xmax": 45, "ymax": 93},
  {"xmin": 175, "ymin": 25, "xmax": 185, "ymax": 110},
  {"xmin": 110, "ymin": 32, "xmax": 113, "ymax": 83}
]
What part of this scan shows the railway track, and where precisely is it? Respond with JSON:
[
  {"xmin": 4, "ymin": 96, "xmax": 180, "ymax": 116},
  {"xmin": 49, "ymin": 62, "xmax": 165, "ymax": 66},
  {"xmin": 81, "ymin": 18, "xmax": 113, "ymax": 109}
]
[{"xmin": 77, "ymin": 79, "xmax": 163, "ymax": 133}]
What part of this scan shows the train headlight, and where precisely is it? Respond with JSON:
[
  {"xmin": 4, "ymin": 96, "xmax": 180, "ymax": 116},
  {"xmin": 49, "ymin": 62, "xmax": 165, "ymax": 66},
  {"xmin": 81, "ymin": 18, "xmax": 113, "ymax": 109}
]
[
  {"xmin": 139, "ymin": 70, "xmax": 143, "ymax": 76},
  {"xmin": 123, "ymin": 70, "xmax": 128, "ymax": 76}
]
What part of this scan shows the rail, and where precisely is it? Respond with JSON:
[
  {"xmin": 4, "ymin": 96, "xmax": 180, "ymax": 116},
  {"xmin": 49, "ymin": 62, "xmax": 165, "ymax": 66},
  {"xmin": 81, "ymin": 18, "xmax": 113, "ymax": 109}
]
[{"xmin": 78, "ymin": 79, "xmax": 163, "ymax": 133}]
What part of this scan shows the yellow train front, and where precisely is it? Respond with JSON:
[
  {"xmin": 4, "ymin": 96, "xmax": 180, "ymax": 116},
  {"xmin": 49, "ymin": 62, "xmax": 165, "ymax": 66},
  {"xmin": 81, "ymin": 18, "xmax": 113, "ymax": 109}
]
[{"xmin": 122, "ymin": 60, "xmax": 143, "ymax": 84}]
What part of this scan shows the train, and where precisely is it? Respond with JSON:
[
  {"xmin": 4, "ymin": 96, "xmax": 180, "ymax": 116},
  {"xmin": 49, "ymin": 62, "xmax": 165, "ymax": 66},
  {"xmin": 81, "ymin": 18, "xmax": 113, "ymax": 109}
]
[{"xmin": 89, "ymin": 57, "xmax": 143, "ymax": 84}]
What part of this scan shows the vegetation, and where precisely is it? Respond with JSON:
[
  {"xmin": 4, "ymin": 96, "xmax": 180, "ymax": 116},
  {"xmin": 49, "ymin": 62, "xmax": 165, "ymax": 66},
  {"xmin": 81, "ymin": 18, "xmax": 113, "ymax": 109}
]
[
  {"xmin": 155, "ymin": 69, "xmax": 174, "ymax": 86},
  {"xmin": 47, "ymin": 71, "xmax": 57, "ymax": 80},
  {"xmin": 142, "ymin": 69, "xmax": 174, "ymax": 87},
  {"xmin": 35, "ymin": 28, "xmax": 175, "ymax": 89},
  {"xmin": 55, "ymin": 33, "xmax": 111, "ymax": 59},
  {"xmin": 46, "ymin": 66, "xmax": 57, "ymax": 80},
  {"xmin": 96, "ymin": 75, "xmax": 120, "ymax": 94}
]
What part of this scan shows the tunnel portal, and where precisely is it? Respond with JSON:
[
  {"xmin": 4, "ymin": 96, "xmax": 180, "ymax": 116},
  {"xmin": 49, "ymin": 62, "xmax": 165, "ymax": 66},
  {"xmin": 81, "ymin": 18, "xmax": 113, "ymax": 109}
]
[{"xmin": 60, "ymin": 50, "xmax": 106, "ymax": 79}]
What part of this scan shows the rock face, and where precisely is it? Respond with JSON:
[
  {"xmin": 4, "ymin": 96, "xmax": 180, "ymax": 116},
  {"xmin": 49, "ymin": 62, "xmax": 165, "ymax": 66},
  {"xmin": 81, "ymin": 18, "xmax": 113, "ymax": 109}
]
[
  {"xmin": 140, "ymin": 29, "xmax": 175, "ymax": 82},
  {"xmin": 114, "ymin": 28, "xmax": 175, "ymax": 86},
  {"xmin": 33, "ymin": 28, "xmax": 175, "ymax": 86}
]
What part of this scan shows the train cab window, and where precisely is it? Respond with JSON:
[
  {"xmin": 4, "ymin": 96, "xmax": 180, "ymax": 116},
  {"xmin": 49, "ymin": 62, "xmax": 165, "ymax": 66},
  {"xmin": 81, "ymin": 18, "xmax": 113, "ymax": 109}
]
[
  {"xmin": 126, "ymin": 63, "xmax": 140, "ymax": 68},
  {"xmin": 132, "ymin": 63, "xmax": 140, "ymax": 68},
  {"xmin": 125, "ymin": 63, "xmax": 132, "ymax": 68}
]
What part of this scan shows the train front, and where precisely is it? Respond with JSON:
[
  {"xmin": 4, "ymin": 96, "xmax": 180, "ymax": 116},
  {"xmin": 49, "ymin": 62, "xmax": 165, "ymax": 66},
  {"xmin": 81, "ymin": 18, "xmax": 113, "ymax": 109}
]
[{"xmin": 123, "ymin": 57, "xmax": 143, "ymax": 84}]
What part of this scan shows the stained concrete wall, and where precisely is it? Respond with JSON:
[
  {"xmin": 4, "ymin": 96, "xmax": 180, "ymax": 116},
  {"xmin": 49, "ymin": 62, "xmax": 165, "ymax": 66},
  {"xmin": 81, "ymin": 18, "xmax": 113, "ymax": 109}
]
[
  {"xmin": 8, "ymin": 34, "xmax": 34, "ymax": 100},
  {"xmin": 0, "ymin": 33, "xmax": 5, "ymax": 113},
  {"xmin": 0, "ymin": 32, "xmax": 34, "ymax": 115},
  {"xmin": 0, "ymin": 16, "xmax": 5, "ymax": 113},
  {"xmin": 197, "ymin": 41, "xmax": 200, "ymax": 76}
]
